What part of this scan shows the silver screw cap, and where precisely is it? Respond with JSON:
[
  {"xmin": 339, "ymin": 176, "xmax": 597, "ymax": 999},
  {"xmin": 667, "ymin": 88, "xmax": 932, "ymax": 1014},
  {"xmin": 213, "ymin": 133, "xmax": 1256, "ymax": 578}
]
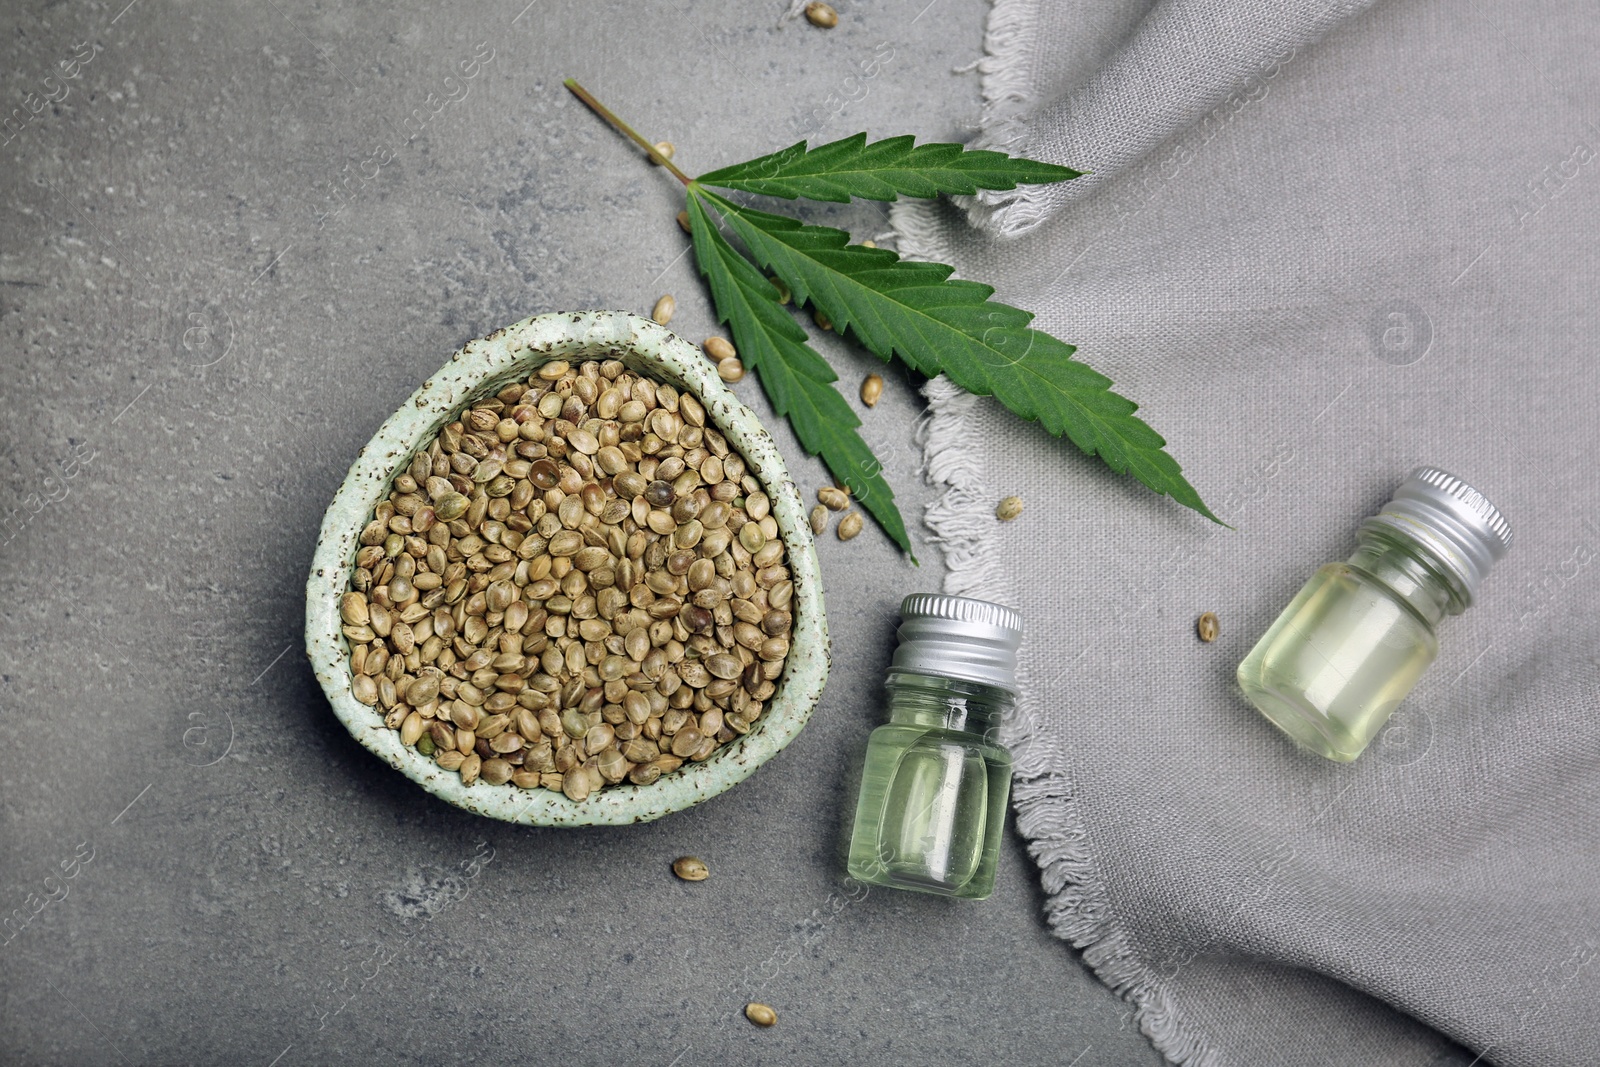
[
  {"xmin": 1365, "ymin": 467, "xmax": 1512, "ymax": 601},
  {"xmin": 891, "ymin": 594, "xmax": 1023, "ymax": 692}
]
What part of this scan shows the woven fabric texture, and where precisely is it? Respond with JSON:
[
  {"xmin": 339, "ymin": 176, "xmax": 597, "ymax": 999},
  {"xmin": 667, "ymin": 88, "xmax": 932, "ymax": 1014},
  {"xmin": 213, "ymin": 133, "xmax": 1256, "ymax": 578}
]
[{"xmin": 895, "ymin": 1, "xmax": 1600, "ymax": 1064}]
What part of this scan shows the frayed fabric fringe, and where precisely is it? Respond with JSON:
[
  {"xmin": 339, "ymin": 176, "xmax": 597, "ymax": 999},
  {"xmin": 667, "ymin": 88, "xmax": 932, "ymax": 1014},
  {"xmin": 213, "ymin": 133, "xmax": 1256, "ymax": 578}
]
[
  {"xmin": 900, "ymin": 119, "xmax": 1222, "ymax": 1065},
  {"xmin": 913, "ymin": 366, "xmax": 1225, "ymax": 1067},
  {"xmin": 949, "ymin": 0, "xmax": 1049, "ymax": 236}
]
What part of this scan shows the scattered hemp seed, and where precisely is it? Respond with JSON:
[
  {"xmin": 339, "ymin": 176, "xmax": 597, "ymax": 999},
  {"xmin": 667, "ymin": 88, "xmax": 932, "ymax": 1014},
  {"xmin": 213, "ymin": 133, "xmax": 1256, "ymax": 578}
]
[
  {"xmin": 745, "ymin": 1002, "xmax": 778, "ymax": 1027},
  {"xmin": 817, "ymin": 486, "xmax": 849, "ymax": 512},
  {"xmin": 810, "ymin": 505, "xmax": 829, "ymax": 535},
  {"xmin": 768, "ymin": 276, "xmax": 791, "ymax": 305},
  {"xmin": 804, "ymin": 2, "xmax": 838, "ymax": 28},
  {"xmin": 717, "ymin": 357, "xmax": 745, "ymax": 382},
  {"xmin": 677, "ymin": 210, "xmax": 691, "ymax": 234},
  {"xmin": 860, "ymin": 239, "xmax": 876, "ymax": 248},
  {"xmin": 860, "ymin": 373, "xmax": 883, "ymax": 408},
  {"xmin": 837, "ymin": 512, "xmax": 863, "ymax": 541},
  {"xmin": 813, "ymin": 308, "xmax": 834, "ymax": 332},
  {"xmin": 703, "ymin": 336, "xmax": 736, "ymax": 362},
  {"xmin": 652, "ymin": 294, "xmax": 676, "ymax": 326},
  {"xmin": 672, "ymin": 856, "xmax": 710, "ymax": 881},
  {"xmin": 652, "ymin": 140, "xmax": 675, "ymax": 162},
  {"xmin": 996, "ymin": 495, "xmax": 1024, "ymax": 521},
  {"xmin": 1196, "ymin": 611, "xmax": 1220, "ymax": 643}
]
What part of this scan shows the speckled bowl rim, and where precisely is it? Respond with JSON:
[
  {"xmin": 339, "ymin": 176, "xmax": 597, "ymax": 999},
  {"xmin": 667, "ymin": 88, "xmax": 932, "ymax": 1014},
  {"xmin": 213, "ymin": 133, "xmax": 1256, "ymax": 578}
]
[{"xmin": 305, "ymin": 310, "xmax": 829, "ymax": 826}]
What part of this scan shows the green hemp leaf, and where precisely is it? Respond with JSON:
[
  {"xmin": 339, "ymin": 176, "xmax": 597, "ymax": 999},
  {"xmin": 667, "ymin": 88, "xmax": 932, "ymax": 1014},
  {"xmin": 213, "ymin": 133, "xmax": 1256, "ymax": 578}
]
[
  {"xmin": 694, "ymin": 132, "xmax": 1082, "ymax": 202},
  {"xmin": 684, "ymin": 192, "xmax": 914, "ymax": 559},
  {"xmin": 565, "ymin": 80, "xmax": 1220, "ymax": 556}
]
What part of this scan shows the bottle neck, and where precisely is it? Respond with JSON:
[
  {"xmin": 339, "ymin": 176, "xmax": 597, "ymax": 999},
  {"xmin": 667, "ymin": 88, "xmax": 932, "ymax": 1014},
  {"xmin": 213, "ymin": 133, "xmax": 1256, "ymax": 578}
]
[
  {"xmin": 885, "ymin": 670, "xmax": 1014, "ymax": 736},
  {"xmin": 1349, "ymin": 526, "xmax": 1468, "ymax": 625}
]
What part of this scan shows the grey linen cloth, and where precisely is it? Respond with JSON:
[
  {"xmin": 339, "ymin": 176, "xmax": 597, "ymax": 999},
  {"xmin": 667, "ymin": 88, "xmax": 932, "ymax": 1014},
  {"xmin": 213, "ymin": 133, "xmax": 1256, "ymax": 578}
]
[{"xmin": 893, "ymin": 1, "xmax": 1600, "ymax": 1065}]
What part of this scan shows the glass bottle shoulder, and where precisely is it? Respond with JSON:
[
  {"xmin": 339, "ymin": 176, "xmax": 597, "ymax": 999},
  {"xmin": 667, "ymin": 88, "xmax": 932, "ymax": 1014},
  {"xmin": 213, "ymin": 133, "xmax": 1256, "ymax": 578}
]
[
  {"xmin": 883, "ymin": 669, "xmax": 1015, "ymax": 734},
  {"xmin": 1320, "ymin": 559, "xmax": 1442, "ymax": 648},
  {"xmin": 866, "ymin": 720, "xmax": 1014, "ymax": 764}
]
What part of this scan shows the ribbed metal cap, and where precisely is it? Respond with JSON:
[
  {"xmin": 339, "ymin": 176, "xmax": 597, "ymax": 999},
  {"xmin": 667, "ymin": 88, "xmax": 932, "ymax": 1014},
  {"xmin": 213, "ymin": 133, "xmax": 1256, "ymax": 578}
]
[
  {"xmin": 1363, "ymin": 467, "xmax": 1513, "ymax": 601},
  {"xmin": 891, "ymin": 594, "xmax": 1023, "ymax": 692}
]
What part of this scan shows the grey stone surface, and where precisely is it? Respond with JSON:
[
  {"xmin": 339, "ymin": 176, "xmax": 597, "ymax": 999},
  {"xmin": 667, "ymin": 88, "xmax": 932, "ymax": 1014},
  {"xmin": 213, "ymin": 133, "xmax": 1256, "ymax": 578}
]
[{"xmin": 0, "ymin": 1, "xmax": 1164, "ymax": 1063}]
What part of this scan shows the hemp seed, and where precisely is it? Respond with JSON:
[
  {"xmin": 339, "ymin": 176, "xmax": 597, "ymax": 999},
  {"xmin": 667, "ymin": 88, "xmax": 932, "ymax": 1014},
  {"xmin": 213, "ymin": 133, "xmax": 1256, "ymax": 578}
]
[
  {"xmin": 804, "ymin": 2, "xmax": 837, "ymax": 28},
  {"xmin": 860, "ymin": 374, "xmax": 883, "ymax": 408},
  {"xmin": 652, "ymin": 294, "xmax": 676, "ymax": 326},
  {"xmin": 1196, "ymin": 611, "xmax": 1219, "ymax": 643},
  {"xmin": 672, "ymin": 856, "xmax": 710, "ymax": 881},
  {"xmin": 817, "ymin": 486, "xmax": 849, "ymax": 511}
]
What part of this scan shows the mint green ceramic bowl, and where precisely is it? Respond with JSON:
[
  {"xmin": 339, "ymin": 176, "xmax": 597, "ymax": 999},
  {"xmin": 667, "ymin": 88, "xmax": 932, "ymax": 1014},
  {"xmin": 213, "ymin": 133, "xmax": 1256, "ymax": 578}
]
[{"xmin": 305, "ymin": 310, "xmax": 829, "ymax": 826}]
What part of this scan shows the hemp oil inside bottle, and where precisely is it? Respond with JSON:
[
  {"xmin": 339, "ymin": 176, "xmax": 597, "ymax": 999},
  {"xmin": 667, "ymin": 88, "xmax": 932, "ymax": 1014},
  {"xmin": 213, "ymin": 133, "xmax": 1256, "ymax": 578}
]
[
  {"xmin": 1238, "ymin": 467, "xmax": 1511, "ymax": 762},
  {"xmin": 847, "ymin": 595, "xmax": 1022, "ymax": 900}
]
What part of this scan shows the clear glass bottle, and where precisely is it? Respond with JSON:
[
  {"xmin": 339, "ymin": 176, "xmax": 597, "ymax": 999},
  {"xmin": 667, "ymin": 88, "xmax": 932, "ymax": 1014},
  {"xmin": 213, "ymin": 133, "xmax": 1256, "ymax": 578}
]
[
  {"xmin": 847, "ymin": 594, "xmax": 1023, "ymax": 900},
  {"xmin": 1238, "ymin": 467, "xmax": 1512, "ymax": 762}
]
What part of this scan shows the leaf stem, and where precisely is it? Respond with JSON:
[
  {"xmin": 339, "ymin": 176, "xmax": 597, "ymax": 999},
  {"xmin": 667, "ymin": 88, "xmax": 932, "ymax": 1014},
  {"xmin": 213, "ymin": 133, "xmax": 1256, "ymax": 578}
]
[{"xmin": 563, "ymin": 79, "xmax": 694, "ymax": 186}]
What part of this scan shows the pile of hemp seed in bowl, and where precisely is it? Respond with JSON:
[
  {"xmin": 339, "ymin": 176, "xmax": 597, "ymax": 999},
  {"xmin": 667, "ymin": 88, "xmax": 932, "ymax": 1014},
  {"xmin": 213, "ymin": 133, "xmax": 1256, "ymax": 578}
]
[{"xmin": 339, "ymin": 357, "xmax": 794, "ymax": 802}]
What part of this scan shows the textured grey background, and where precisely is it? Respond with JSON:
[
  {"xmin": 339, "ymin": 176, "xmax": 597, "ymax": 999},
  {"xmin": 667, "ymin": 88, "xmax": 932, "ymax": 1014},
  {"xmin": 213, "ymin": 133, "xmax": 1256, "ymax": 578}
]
[{"xmin": 1, "ymin": 1, "xmax": 1164, "ymax": 1064}]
